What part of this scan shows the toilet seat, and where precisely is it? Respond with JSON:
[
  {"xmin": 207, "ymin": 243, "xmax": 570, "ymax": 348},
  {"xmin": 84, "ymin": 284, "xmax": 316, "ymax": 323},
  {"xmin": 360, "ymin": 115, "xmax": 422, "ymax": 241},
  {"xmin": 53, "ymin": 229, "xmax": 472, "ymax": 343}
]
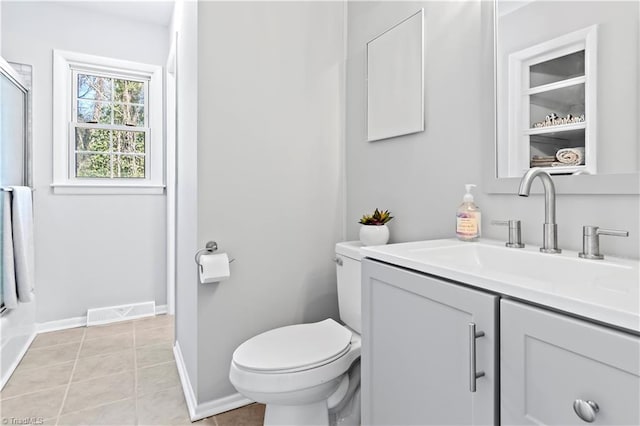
[
  {"xmin": 230, "ymin": 329, "xmax": 361, "ymax": 398},
  {"xmin": 232, "ymin": 319, "xmax": 352, "ymax": 374}
]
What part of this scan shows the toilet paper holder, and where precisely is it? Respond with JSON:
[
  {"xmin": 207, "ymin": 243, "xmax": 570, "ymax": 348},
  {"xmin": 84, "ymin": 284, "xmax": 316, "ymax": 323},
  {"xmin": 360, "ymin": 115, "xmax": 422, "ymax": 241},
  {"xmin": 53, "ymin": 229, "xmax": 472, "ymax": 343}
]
[{"xmin": 194, "ymin": 241, "xmax": 235, "ymax": 267}]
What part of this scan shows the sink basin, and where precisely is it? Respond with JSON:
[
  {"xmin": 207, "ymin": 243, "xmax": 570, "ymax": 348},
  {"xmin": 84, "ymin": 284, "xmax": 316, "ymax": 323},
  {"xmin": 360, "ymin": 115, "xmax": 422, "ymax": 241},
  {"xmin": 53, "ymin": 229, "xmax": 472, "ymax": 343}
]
[
  {"xmin": 400, "ymin": 241, "xmax": 632, "ymax": 290},
  {"xmin": 361, "ymin": 239, "xmax": 640, "ymax": 333}
]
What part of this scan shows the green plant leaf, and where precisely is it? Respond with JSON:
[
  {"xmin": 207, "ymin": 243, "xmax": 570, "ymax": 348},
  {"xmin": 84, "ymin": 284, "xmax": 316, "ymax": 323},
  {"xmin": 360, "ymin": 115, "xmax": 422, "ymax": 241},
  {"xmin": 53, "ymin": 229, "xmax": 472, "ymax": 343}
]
[{"xmin": 359, "ymin": 209, "xmax": 394, "ymax": 225}]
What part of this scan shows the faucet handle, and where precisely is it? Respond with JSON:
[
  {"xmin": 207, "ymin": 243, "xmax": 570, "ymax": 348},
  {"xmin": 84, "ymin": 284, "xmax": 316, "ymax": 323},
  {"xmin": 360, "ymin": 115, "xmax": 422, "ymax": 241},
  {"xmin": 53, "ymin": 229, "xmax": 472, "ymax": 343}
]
[
  {"xmin": 595, "ymin": 227, "xmax": 629, "ymax": 238},
  {"xmin": 579, "ymin": 225, "xmax": 629, "ymax": 260},
  {"xmin": 491, "ymin": 219, "xmax": 525, "ymax": 248}
]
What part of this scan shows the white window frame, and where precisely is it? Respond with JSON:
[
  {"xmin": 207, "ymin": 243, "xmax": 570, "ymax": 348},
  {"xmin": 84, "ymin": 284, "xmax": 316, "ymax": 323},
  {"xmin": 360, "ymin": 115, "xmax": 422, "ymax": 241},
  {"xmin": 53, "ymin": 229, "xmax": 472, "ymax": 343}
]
[{"xmin": 52, "ymin": 50, "xmax": 164, "ymax": 194}]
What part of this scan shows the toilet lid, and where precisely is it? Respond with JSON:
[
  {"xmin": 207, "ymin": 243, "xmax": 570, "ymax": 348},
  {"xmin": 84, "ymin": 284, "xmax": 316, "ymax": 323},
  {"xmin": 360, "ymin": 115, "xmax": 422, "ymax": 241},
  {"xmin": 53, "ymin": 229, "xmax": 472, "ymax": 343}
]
[{"xmin": 232, "ymin": 319, "xmax": 353, "ymax": 373}]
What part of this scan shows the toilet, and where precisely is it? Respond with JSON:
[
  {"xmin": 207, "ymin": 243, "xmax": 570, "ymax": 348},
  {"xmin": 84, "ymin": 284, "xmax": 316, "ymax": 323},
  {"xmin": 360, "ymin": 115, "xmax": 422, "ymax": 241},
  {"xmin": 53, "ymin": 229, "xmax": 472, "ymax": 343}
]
[{"xmin": 229, "ymin": 242, "xmax": 362, "ymax": 426}]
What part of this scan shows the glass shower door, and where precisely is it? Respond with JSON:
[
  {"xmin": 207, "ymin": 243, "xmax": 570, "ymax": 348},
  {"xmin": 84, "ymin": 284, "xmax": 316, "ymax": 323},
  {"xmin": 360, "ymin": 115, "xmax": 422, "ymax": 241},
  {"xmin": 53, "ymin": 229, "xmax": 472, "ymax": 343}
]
[{"xmin": 0, "ymin": 58, "xmax": 28, "ymax": 312}]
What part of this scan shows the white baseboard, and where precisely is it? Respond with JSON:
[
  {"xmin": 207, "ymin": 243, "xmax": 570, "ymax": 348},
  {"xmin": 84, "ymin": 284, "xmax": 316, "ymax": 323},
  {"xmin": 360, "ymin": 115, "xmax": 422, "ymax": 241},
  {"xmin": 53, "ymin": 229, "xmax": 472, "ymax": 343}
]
[
  {"xmin": 173, "ymin": 342, "xmax": 198, "ymax": 419},
  {"xmin": 0, "ymin": 331, "xmax": 36, "ymax": 390},
  {"xmin": 196, "ymin": 391, "xmax": 254, "ymax": 420},
  {"xmin": 36, "ymin": 306, "xmax": 170, "ymax": 333},
  {"xmin": 37, "ymin": 315, "xmax": 86, "ymax": 333},
  {"xmin": 173, "ymin": 341, "xmax": 252, "ymax": 421}
]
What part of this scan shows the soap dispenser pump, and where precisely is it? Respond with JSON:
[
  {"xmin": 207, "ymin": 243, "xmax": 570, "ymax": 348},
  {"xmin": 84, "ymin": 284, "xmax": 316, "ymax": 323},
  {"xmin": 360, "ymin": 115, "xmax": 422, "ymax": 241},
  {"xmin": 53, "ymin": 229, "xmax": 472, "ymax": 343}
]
[{"xmin": 456, "ymin": 184, "xmax": 481, "ymax": 241}]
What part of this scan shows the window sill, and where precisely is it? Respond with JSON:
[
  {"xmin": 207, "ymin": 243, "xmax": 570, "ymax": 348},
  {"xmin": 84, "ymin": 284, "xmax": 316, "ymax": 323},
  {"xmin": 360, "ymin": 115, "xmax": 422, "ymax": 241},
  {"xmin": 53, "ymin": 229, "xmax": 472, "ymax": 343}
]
[{"xmin": 51, "ymin": 183, "xmax": 165, "ymax": 195}]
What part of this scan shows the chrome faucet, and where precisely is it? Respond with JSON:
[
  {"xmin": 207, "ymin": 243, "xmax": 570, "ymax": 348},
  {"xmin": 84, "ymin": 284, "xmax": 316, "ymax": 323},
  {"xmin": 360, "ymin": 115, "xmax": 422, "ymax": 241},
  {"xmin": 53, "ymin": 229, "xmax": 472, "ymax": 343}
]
[{"xmin": 518, "ymin": 168, "xmax": 561, "ymax": 253}]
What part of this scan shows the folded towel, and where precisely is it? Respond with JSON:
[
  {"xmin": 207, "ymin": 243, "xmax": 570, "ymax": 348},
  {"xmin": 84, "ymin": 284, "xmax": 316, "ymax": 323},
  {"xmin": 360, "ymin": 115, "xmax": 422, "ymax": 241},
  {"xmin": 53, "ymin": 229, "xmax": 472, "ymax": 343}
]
[
  {"xmin": 2, "ymin": 192, "xmax": 18, "ymax": 309},
  {"xmin": 531, "ymin": 162, "xmax": 555, "ymax": 167},
  {"xmin": 10, "ymin": 186, "xmax": 34, "ymax": 302},
  {"xmin": 530, "ymin": 156, "xmax": 557, "ymax": 167},
  {"xmin": 555, "ymin": 147, "xmax": 585, "ymax": 165},
  {"xmin": 531, "ymin": 156, "xmax": 556, "ymax": 162}
]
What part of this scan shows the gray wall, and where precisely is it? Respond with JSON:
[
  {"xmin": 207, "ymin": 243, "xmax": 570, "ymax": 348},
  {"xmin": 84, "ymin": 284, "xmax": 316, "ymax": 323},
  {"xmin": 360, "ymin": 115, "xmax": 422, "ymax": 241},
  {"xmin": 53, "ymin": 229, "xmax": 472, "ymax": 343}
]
[
  {"xmin": 2, "ymin": 1, "xmax": 169, "ymax": 322},
  {"xmin": 346, "ymin": 1, "xmax": 486, "ymax": 243},
  {"xmin": 496, "ymin": 1, "xmax": 639, "ymax": 175},
  {"xmin": 174, "ymin": 0, "xmax": 200, "ymax": 393},
  {"xmin": 173, "ymin": 1, "xmax": 346, "ymax": 406},
  {"xmin": 346, "ymin": 1, "xmax": 639, "ymax": 259}
]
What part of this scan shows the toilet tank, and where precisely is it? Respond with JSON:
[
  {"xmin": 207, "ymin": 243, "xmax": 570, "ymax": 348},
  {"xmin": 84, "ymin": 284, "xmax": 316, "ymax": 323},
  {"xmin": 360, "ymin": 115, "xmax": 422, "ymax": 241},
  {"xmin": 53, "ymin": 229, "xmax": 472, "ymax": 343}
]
[{"xmin": 335, "ymin": 241, "xmax": 363, "ymax": 334}]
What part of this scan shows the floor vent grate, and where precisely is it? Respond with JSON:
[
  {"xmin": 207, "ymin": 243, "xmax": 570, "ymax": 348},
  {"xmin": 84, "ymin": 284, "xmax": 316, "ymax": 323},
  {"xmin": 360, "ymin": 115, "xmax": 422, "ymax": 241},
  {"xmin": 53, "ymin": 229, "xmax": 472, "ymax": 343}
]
[{"xmin": 86, "ymin": 301, "xmax": 156, "ymax": 326}]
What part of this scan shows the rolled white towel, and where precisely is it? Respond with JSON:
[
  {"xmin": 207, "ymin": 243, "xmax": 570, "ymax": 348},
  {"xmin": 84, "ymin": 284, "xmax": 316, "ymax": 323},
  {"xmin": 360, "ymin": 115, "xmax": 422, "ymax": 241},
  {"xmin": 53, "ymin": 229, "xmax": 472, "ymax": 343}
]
[{"xmin": 555, "ymin": 147, "xmax": 585, "ymax": 165}]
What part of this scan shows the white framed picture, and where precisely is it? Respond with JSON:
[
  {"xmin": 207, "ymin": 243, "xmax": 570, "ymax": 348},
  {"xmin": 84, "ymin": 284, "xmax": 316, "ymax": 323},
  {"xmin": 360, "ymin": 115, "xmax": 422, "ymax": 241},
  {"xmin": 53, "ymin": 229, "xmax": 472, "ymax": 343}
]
[{"xmin": 367, "ymin": 9, "xmax": 424, "ymax": 142}]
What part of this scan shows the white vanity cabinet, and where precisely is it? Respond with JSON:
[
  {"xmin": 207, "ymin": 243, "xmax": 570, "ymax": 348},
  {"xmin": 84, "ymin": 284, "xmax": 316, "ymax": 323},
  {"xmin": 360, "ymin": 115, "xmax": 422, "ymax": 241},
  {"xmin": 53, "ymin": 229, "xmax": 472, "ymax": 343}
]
[
  {"xmin": 361, "ymin": 259, "xmax": 498, "ymax": 425},
  {"xmin": 501, "ymin": 299, "xmax": 640, "ymax": 426},
  {"xmin": 362, "ymin": 254, "xmax": 640, "ymax": 426}
]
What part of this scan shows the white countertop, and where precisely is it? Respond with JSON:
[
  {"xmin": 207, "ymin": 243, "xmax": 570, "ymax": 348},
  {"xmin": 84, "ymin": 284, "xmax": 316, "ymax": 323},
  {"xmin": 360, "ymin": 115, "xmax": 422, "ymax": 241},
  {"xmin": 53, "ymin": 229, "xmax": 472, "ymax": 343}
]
[{"xmin": 361, "ymin": 238, "xmax": 640, "ymax": 334}]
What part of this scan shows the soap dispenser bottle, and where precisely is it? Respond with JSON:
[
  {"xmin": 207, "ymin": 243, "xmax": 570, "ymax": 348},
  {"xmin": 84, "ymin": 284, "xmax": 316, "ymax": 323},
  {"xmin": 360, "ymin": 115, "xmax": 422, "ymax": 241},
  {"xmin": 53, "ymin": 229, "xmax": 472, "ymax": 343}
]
[{"xmin": 456, "ymin": 184, "xmax": 481, "ymax": 241}]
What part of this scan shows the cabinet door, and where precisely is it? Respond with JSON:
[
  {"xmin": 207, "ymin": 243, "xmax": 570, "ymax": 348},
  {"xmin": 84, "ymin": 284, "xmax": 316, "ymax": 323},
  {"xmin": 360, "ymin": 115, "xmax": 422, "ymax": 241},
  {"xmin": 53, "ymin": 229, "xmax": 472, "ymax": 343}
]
[
  {"xmin": 501, "ymin": 299, "xmax": 640, "ymax": 425},
  {"xmin": 362, "ymin": 259, "xmax": 498, "ymax": 426}
]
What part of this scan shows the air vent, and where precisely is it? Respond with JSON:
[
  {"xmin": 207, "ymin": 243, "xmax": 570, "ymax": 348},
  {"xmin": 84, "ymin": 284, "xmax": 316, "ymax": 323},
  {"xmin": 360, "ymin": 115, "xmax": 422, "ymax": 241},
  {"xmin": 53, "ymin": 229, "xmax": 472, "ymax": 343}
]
[{"xmin": 86, "ymin": 301, "xmax": 155, "ymax": 326}]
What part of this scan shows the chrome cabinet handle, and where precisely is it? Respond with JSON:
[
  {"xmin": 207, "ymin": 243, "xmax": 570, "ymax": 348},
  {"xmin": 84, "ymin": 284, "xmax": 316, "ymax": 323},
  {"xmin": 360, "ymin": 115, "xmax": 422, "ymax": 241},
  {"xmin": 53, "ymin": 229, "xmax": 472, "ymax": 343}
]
[
  {"xmin": 573, "ymin": 399, "xmax": 599, "ymax": 423},
  {"xmin": 468, "ymin": 322, "xmax": 485, "ymax": 392},
  {"xmin": 333, "ymin": 257, "xmax": 343, "ymax": 266}
]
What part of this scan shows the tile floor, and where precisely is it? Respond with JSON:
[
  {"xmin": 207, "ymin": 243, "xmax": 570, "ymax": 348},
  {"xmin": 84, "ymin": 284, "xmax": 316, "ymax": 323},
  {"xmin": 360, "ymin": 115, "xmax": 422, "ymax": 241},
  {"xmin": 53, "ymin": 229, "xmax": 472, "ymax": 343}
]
[{"xmin": 0, "ymin": 315, "xmax": 265, "ymax": 426}]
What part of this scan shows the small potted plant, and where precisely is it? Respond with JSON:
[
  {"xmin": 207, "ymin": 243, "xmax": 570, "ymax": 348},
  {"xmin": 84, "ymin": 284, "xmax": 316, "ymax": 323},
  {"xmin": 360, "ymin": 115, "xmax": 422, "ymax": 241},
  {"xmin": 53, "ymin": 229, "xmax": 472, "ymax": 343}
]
[{"xmin": 358, "ymin": 208, "xmax": 393, "ymax": 246}]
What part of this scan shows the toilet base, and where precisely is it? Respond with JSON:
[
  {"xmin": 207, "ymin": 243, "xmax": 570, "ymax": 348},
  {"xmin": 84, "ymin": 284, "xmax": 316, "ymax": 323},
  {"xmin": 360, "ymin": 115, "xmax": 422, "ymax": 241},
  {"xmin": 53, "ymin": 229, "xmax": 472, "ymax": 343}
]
[{"xmin": 264, "ymin": 401, "xmax": 329, "ymax": 426}]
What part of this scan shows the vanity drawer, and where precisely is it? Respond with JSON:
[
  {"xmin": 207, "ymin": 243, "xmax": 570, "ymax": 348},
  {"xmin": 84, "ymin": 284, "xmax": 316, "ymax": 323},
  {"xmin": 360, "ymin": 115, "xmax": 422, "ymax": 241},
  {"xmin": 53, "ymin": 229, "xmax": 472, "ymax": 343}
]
[{"xmin": 501, "ymin": 299, "xmax": 640, "ymax": 425}]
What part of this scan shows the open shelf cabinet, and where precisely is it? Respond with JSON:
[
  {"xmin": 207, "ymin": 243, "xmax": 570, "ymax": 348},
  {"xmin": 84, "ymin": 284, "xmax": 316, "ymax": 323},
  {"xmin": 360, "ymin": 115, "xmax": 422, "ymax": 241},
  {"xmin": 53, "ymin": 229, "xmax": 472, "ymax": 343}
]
[{"xmin": 506, "ymin": 26, "xmax": 597, "ymax": 176}]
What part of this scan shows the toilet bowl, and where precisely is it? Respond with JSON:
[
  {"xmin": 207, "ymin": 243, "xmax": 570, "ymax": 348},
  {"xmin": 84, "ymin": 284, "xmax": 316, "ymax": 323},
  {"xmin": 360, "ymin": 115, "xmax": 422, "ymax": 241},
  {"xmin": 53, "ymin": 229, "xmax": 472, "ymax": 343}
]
[
  {"xmin": 229, "ymin": 242, "xmax": 363, "ymax": 426},
  {"xmin": 230, "ymin": 319, "xmax": 361, "ymax": 425}
]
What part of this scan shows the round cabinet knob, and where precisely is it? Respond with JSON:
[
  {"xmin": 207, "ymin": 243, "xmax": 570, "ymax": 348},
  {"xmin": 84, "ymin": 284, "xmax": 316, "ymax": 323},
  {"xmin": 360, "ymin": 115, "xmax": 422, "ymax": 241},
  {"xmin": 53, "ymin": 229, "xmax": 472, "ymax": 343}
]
[{"xmin": 573, "ymin": 399, "xmax": 599, "ymax": 423}]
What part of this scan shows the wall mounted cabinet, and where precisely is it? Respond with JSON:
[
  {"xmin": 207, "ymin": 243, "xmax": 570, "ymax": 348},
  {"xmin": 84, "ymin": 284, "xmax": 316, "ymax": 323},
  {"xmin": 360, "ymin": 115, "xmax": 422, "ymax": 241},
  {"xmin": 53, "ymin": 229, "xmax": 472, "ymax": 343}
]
[{"xmin": 503, "ymin": 26, "xmax": 597, "ymax": 176}]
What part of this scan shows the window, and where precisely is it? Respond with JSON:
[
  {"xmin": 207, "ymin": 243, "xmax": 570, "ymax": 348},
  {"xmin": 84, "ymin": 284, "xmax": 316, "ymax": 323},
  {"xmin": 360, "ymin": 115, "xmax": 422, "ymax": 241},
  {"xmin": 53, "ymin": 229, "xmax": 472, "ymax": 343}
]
[
  {"xmin": 53, "ymin": 50, "xmax": 163, "ymax": 194},
  {"xmin": 73, "ymin": 72, "xmax": 148, "ymax": 179}
]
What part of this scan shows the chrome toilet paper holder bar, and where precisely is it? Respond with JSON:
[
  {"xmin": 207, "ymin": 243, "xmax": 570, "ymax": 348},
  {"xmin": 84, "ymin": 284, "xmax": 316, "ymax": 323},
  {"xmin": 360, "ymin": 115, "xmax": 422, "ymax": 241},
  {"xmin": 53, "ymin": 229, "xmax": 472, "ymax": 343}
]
[{"xmin": 194, "ymin": 241, "xmax": 235, "ymax": 266}]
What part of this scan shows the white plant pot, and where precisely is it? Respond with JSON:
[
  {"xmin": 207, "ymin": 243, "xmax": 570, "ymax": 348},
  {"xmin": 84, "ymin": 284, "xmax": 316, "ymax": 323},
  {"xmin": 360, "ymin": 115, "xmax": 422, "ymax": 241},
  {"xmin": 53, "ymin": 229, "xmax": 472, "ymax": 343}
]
[{"xmin": 359, "ymin": 224, "xmax": 390, "ymax": 246}]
